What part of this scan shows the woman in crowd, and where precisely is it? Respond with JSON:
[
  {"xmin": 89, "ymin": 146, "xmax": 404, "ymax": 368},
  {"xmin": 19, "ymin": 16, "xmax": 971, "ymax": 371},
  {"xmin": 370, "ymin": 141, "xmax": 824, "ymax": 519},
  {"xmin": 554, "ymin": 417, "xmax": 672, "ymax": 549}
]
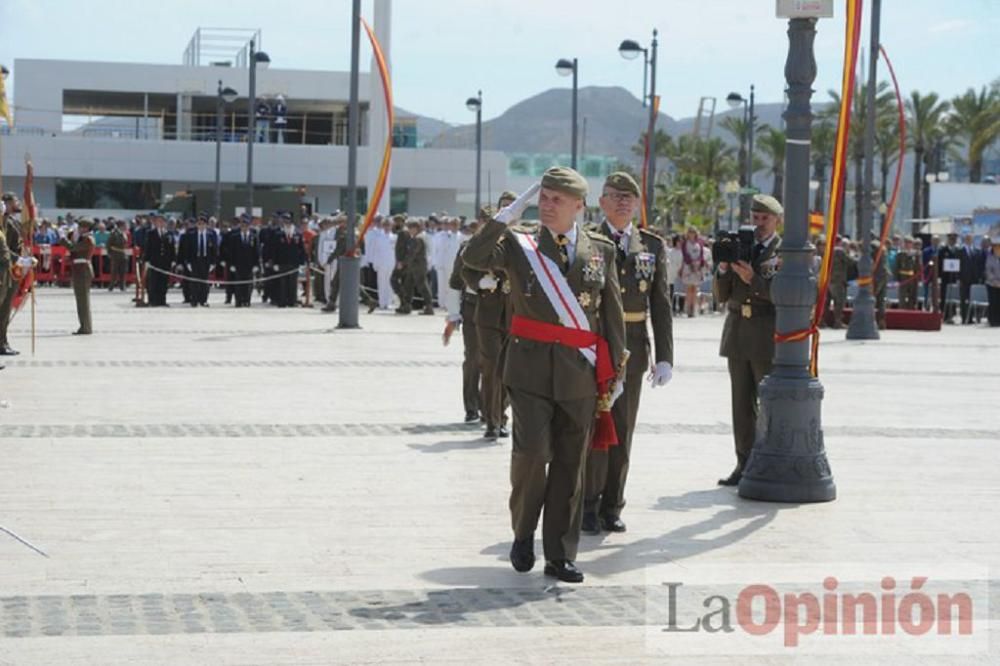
[{"xmin": 678, "ymin": 226, "xmax": 710, "ymax": 318}]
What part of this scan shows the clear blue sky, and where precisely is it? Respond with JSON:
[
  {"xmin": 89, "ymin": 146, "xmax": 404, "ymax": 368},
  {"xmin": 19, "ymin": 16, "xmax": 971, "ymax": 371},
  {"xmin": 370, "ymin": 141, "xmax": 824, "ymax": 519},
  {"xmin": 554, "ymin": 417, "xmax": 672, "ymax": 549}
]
[{"xmin": 1, "ymin": 0, "xmax": 996, "ymax": 126}]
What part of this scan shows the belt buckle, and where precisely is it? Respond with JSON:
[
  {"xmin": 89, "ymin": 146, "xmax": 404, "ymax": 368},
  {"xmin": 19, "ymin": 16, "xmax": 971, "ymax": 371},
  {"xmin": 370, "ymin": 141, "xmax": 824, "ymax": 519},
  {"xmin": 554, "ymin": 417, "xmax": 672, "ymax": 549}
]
[{"xmin": 741, "ymin": 304, "xmax": 752, "ymax": 319}]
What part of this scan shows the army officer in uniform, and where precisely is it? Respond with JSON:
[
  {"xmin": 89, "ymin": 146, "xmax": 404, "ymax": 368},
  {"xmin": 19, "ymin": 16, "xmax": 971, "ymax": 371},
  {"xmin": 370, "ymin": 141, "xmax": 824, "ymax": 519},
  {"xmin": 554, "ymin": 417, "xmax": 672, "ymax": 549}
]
[
  {"xmin": 583, "ymin": 172, "xmax": 674, "ymax": 534},
  {"xmin": 713, "ymin": 194, "xmax": 782, "ymax": 487},
  {"xmin": 463, "ymin": 167, "xmax": 626, "ymax": 584}
]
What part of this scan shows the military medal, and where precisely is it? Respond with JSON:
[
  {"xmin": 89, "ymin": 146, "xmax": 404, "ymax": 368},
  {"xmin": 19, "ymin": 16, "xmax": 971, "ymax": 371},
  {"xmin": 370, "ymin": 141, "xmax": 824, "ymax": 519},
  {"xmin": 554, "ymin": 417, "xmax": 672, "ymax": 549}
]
[
  {"xmin": 639, "ymin": 279, "xmax": 648, "ymax": 293},
  {"xmin": 578, "ymin": 292, "xmax": 592, "ymax": 308},
  {"xmin": 741, "ymin": 304, "xmax": 753, "ymax": 319},
  {"xmin": 634, "ymin": 252, "xmax": 655, "ymax": 281},
  {"xmin": 501, "ymin": 279, "xmax": 511, "ymax": 295},
  {"xmin": 583, "ymin": 253, "xmax": 605, "ymax": 283}
]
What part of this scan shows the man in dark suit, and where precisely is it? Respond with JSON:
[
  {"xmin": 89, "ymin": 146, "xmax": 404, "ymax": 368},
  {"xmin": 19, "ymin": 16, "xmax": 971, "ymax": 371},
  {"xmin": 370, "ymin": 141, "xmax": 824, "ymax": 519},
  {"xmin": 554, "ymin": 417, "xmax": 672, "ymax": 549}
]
[
  {"xmin": 144, "ymin": 214, "xmax": 176, "ymax": 306},
  {"xmin": 222, "ymin": 214, "xmax": 259, "ymax": 307},
  {"xmin": 179, "ymin": 214, "xmax": 218, "ymax": 307},
  {"xmin": 937, "ymin": 233, "xmax": 962, "ymax": 322},
  {"xmin": 713, "ymin": 194, "xmax": 782, "ymax": 487},
  {"xmin": 267, "ymin": 212, "xmax": 305, "ymax": 308}
]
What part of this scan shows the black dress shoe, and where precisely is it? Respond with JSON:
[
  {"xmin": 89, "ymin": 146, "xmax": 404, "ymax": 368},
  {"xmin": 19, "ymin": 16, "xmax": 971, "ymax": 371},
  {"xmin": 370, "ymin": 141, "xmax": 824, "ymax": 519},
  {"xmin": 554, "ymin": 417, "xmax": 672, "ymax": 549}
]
[
  {"xmin": 510, "ymin": 538, "xmax": 535, "ymax": 573},
  {"xmin": 601, "ymin": 516, "xmax": 627, "ymax": 533},
  {"xmin": 464, "ymin": 411, "xmax": 480, "ymax": 423},
  {"xmin": 718, "ymin": 469, "xmax": 742, "ymax": 487},
  {"xmin": 581, "ymin": 512, "xmax": 600, "ymax": 535},
  {"xmin": 367, "ymin": 302, "xmax": 377, "ymax": 314},
  {"xmin": 497, "ymin": 426, "xmax": 510, "ymax": 438},
  {"xmin": 484, "ymin": 427, "xmax": 498, "ymax": 440},
  {"xmin": 0, "ymin": 345, "xmax": 19, "ymax": 356},
  {"xmin": 544, "ymin": 560, "xmax": 584, "ymax": 583}
]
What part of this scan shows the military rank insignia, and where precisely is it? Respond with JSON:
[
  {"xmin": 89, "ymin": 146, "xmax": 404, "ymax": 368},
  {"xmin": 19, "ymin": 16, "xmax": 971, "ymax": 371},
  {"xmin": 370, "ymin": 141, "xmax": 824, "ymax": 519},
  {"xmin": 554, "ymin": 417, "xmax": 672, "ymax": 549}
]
[
  {"xmin": 583, "ymin": 253, "xmax": 605, "ymax": 283},
  {"xmin": 639, "ymin": 279, "xmax": 648, "ymax": 293},
  {"xmin": 578, "ymin": 292, "xmax": 592, "ymax": 308},
  {"xmin": 760, "ymin": 256, "xmax": 779, "ymax": 279},
  {"xmin": 634, "ymin": 252, "xmax": 656, "ymax": 280}
]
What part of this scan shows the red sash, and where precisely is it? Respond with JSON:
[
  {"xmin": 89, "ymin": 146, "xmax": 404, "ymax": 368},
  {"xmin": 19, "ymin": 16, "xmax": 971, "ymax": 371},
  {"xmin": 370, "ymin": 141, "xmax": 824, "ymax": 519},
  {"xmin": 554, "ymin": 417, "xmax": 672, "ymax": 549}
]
[{"xmin": 510, "ymin": 314, "xmax": 618, "ymax": 450}]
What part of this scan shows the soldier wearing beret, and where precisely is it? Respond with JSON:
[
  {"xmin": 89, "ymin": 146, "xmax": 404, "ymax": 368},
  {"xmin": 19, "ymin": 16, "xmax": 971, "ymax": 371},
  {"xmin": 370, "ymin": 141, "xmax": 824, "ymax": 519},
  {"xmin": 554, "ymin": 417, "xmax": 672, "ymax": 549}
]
[
  {"xmin": 59, "ymin": 218, "xmax": 96, "ymax": 334},
  {"xmin": 713, "ymin": 193, "xmax": 782, "ymax": 486},
  {"xmin": 396, "ymin": 219, "xmax": 434, "ymax": 315},
  {"xmin": 895, "ymin": 237, "xmax": 922, "ymax": 310},
  {"xmin": 828, "ymin": 236, "xmax": 854, "ymax": 329},
  {"xmin": 0, "ymin": 193, "xmax": 23, "ymax": 355},
  {"xmin": 463, "ymin": 166, "xmax": 626, "ymax": 583},
  {"xmin": 461, "ymin": 192, "xmax": 518, "ymax": 439},
  {"xmin": 583, "ymin": 172, "xmax": 674, "ymax": 534}
]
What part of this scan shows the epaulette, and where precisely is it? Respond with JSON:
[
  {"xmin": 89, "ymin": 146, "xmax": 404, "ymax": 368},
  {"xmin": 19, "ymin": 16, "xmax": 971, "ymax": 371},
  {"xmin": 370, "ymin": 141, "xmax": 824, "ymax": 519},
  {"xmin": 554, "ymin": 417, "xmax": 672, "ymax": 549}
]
[
  {"xmin": 585, "ymin": 230, "xmax": 615, "ymax": 247},
  {"xmin": 638, "ymin": 227, "xmax": 666, "ymax": 244},
  {"xmin": 509, "ymin": 221, "xmax": 539, "ymax": 234}
]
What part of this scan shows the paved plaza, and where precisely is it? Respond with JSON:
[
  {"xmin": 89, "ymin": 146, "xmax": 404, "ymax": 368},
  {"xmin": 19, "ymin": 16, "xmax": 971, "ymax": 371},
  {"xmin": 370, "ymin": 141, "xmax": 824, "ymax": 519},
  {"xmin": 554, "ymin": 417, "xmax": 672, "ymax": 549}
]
[{"xmin": 1, "ymin": 289, "xmax": 998, "ymax": 664}]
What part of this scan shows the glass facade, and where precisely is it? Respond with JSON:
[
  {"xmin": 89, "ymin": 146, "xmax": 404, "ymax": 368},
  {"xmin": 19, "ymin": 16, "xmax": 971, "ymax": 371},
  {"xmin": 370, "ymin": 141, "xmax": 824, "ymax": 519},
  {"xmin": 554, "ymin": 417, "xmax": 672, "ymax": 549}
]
[
  {"xmin": 508, "ymin": 153, "xmax": 618, "ymax": 179},
  {"xmin": 55, "ymin": 179, "xmax": 162, "ymax": 209},
  {"xmin": 390, "ymin": 188, "xmax": 409, "ymax": 215}
]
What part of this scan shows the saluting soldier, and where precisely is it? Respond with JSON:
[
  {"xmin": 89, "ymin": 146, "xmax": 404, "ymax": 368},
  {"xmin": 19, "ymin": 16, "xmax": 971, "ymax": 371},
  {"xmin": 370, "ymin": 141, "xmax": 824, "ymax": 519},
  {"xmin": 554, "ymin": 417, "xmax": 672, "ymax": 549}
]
[
  {"xmin": 60, "ymin": 218, "xmax": 96, "ymax": 335},
  {"xmin": 713, "ymin": 194, "xmax": 782, "ymax": 487},
  {"xmin": 895, "ymin": 237, "xmax": 921, "ymax": 310},
  {"xmin": 583, "ymin": 172, "xmax": 674, "ymax": 534},
  {"xmin": 461, "ymin": 193, "xmax": 518, "ymax": 439},
  {"xmin": 463, "ymin": 167, "xmax": 626, "ymax": 584},
  {"xmin": 0, "ymin": 193, "xmax": 24, "ymax": 356}
]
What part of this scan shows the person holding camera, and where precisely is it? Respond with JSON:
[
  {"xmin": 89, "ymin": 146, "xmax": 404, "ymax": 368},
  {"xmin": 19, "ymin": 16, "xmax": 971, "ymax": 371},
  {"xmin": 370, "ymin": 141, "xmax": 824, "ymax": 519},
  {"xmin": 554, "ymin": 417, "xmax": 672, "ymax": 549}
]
[{"xmin": 713, "ymin": 194, "xmax": 783, "ymax": 487}]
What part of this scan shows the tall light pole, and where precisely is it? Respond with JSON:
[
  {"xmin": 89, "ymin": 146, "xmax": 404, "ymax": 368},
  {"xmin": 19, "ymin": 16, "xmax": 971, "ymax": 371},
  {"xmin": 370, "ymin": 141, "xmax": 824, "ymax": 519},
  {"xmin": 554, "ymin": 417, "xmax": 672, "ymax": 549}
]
[
  {"xmin": 338, "ymin": 0, "xmax": 362, "ymax": 329},
  {"xmin": 214, "ymin": 81, "xmax": 238, "ymax": 222},
  {"xmin": 466, "ymin": 91, "xmax": 483, "ymax": 214},
  {"xmin": 738, "ymin": 2, "xmax": 835, "ymax": 504},
  {"xmin": 619, "ymin": 30, "xmax": 658, "ymax": 228},
  {"xmin": 245, "ymin": 39, "xmax": 270, "ymax": 218},
  {"xmin": 726, "ymin": 86, "xmax": 756, "ymax": 224},
  {"xmin": 846, "ymin": 0, "xmax": 881, "ymax": 340},
  {"xmin": 555, "ymin": 58, "xmax": 578, "ymax": 169}
]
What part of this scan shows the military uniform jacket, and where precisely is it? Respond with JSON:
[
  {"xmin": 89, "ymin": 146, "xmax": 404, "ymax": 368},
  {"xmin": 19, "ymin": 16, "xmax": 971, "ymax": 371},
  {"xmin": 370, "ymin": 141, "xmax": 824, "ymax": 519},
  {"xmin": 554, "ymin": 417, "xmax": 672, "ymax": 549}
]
[
  {"xmin": 595, "ymin": 221, "xmax": 674, "ymax": 365},
  {"xmin": 830, "ymin": 248, "xmax": 854, "ymax": 286},
  {"xmin": 404, "ymin": 234, "xmax": 429, "ymax": 275},
  {"xmin": 0, "ymin": 226, "xmax": 10, "ymax": 292},
  {"xmin": 60, "ymin": 234, "xmax": 96, "ymax": 277},
  {"xmin": 268, "ymin": 231, "xmax": 306, "ymax": 267},
  {"xmin": 4, "ymin": 215, "xmax": 23, "ymax": 261},
  {"xmin": 107, "ymin": 229, "xmax": 127, "ymax": 254},
  {"xmin": 463, "ymin": 219, "xmax": 626, "ymax": 402},
  {"xmin": 713, "ymin": 235, "xmax": 781, "ymax": 361},
  {"xmin": 222, "ymin": 229, "xmax": 260, "ymax": 272},
  {"xmin": 143, "ymin": 229, "xmax": 176, "ymax": 268},
  {"xmin": 894, "ymin": 250, "xmax": 920, "ymax": 281},
  {"xmin": 461, "ymin": 257, "xmax": 509, "ymax": 333}
]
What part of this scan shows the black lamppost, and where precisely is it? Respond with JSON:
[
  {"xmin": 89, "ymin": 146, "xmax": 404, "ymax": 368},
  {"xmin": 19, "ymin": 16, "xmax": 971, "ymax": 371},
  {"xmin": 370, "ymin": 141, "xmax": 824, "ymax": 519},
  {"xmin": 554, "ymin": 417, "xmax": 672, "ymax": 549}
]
[
  {"xmin": 338, "ymin": 0, "xmax": 362, "ymax": 329},
  {"xmin": 619, "ymin": 30, "xmax": 658, "ymax": 227},
  {"xmin": 214, "ymin": 81, "xmax": 238, "ymax": 221},
  {"xmin": 726, "ymin": 86, "xmax": 756, "ymax": 224},
  {"xmin": 466, "ymin": 91, "xmax": 483, "ymax": 214},
  {"xmin": 554, "ymin": 58, "xmax": 578, "ymax": 169},
  {"xmin": 245, "ymin": 39, "xmax": 270, "ymax": 218}
]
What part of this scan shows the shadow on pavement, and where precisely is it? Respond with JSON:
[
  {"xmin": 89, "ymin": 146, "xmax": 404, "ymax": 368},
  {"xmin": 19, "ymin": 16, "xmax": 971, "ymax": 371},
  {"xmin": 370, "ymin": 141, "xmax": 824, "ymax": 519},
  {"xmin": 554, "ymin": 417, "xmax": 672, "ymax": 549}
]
[{"xmin": 408, "ymin": 438, "xmax": 503, "ymax": 454}]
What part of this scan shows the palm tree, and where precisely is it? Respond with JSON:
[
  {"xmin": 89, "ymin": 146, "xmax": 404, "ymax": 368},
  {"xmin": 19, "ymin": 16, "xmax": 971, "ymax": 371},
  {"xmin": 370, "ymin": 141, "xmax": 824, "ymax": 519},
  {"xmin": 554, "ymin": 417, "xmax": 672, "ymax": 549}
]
[
  {"xmin": 756, "ymin": 127, "xmax": 786, "ymax": 201},
  {"xmin": 874, "ymin": 112, "xmax": 900, "ymax": 228},
  {"xmin": 947, "ymin": 86, "xmax": 1000, "ymax": 183},
  {"xmin": 811, "ymin": 120, "xmax": 836, "ymax": 213},
  {"xmin": 905, "ymin": 91, "xmax": 950, "ymax": 217}
]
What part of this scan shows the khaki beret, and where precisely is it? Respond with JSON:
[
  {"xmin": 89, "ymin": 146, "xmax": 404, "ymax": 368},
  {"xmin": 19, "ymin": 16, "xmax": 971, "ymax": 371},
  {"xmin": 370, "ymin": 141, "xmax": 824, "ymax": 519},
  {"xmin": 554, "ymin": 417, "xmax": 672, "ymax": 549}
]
[
  {"xmin": 540, "ymin": 166, "xmax": 588, "ymax": 200},
  {"xmin": 603, "ymin": 171, "xmax": 640, "ymax": 196},
  {"xmin": 751, "ymin": 194, "xmax": 783, "ymax": 216},
  {"xmin": 497, "ymin": 191, "xmax": 518, "ymax": 204}
]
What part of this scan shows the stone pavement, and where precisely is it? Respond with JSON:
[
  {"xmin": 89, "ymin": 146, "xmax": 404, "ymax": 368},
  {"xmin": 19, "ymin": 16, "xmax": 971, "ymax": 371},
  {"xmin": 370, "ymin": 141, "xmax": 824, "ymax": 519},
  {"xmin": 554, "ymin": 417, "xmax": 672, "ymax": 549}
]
[{"xmin": 0, "ymin": 289, "xmax": 998, "ymax": 664}]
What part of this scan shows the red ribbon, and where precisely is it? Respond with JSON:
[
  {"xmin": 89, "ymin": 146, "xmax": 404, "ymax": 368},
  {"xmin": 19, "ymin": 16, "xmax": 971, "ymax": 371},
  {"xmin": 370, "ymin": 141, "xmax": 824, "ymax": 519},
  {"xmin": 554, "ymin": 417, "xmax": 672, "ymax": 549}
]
[{"xmin": 509, "ymin": 315, "xmax": 618, "ymax": 450}]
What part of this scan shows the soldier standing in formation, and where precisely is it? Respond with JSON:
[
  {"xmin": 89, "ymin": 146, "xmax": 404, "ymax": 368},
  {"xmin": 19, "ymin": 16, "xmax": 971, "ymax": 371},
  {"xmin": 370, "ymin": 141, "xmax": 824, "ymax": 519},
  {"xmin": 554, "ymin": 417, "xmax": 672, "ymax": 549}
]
[
  {"xmin": 828, "ymin": 236, "xmax": 854, "ymax": 329},
  {"xmin": 713, "ymin": 194, "xmax": 782, "ymax": 487},
  {"xmin": 0, "ymin": 193, "xmax": 23, "ymax": 356},
  {"xmin": 60, "ymin": 218, "xmax": 95, "ymax": 335},
  {"xmin": 463, "ymin": 167, "xmax": 626, "ymax": 584},
  {"xmin": 895, "ymin": 237, "xmax": 922, "ymax": 310},
  {"xmin": 871, "ymin": 238, "xmax": 890, "ymax": 330},
  {"xmin": 107, "ymin": 220, "xmax": 129, "ymax": 292},
  {"xmin": 447, "ymin": 214, "xmax": 483, "ymax": 423},
  {"xmin": 461, "ymin": 192, "xmax": 517, "ymax": 439},
  {"xmin": 397, "ymin": 219, "xmax": 434, "ymax": 315},
  {"xmin": 583, "ymin": 172, "xmax": 674, "ymax": 535},
  {"xmin": 143, "ymin": 214, "xmax": 175, "ymax": 307}
]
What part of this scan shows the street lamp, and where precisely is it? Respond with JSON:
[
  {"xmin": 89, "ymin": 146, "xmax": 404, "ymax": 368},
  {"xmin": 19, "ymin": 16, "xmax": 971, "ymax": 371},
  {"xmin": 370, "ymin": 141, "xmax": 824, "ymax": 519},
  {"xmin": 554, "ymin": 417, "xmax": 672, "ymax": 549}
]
[
  {"xmin": 726, "ymin": 86, "xmax": 756, "ymax": 224},
  {"xmin": 554, "ymin": 58, "xmax": 578, "ymax": 169},
  {"xmin": 466, "ymin": 91, "xmax": 483, "ymax": 215},
  {"xmin": 737, "ymin": 3, "xmax": 835, "ymax": 504},
  {"xmin": 846, "ymin": 0, "xmax": 882, "ymax": 341},
  {"xmin": 214, "ymin": 81, "xmax": 239, "ymax": 221},
  {"xmin": 619, "ymin": 29, "xmax": 659, "ymax": 228},
  {"xmin": 246, "ymin": 39, "xmax": 271, "ymax": 219},
  {"xmin": 723, "ymin": 180, "xmax": 740, "ymax": 230}
]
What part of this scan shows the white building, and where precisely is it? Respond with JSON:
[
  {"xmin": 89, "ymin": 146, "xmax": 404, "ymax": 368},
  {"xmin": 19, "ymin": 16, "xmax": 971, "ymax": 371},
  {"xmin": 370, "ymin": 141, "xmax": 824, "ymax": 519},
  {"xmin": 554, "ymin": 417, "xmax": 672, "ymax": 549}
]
[{"xmin": 0, "ymin": 28, "xmax": 506, "ymax": 220}]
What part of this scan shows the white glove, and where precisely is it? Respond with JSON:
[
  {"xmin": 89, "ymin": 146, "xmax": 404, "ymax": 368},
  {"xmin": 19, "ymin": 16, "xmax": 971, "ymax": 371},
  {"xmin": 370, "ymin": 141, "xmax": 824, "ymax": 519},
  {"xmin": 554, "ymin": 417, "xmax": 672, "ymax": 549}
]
[
  {"xmin": 209, "ymin": 264, "xmax": 215, "ymax": 272},
  {"xmin": 495, "ymin": 182, "xmax": 541, "ymax": 224},
  {"xmin": 648, "ymin": 361, "xmax": 673, "ymax": 388},
  {"xmin": 220, "ymin": 261, "xmax": 226, "ymax": 267},
  {"xmin": 252, "ymin": 266, "xmax": 261, "ymax": 274},
  {"xmin": 478, "ymin": 274, "xmax": 498, "ymax": 291},
  {"xmin": 186, "ymin": 263, "xmax": 193, "ymax": 272}
]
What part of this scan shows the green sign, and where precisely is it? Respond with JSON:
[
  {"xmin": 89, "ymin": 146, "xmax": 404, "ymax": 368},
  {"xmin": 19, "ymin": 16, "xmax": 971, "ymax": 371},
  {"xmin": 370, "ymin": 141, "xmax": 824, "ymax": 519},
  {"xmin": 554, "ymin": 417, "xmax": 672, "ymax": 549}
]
[{"xmin": 739, "ymin": 187, "xmax": 760, "ymax": 195}]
